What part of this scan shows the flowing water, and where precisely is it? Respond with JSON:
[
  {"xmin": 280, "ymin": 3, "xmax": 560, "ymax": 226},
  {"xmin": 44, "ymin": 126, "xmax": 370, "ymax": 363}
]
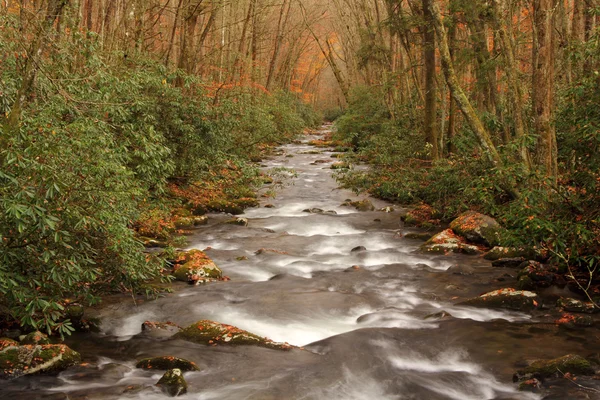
[{"xmin": 3, "ymin": 127, "xmax": 600, "ymax": 399}]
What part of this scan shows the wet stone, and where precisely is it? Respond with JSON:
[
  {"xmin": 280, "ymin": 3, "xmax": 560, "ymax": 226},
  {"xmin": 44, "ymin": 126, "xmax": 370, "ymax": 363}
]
[
  {"xmin": 557, "ymin": 298, "xmax": 598, "ymax": 314},
  {"xmin": 514, "ymin": 354, "xmax": 595, "ymax": 381},
  {"xmin": 350, "ymin": 246, "xmax": 367, "ymax": 253},
  {"xmin": 174, "ymin": 320, "xmax": 293, "ymax": 351},
  {"xmin": 156, "ymin": 368, "xmax": 187, "ymax": 397},
  {"xmin": 136, "ymin": 356, "xmax": 199, "ymax": 371},
  {"xmin": 459, "ymin": 288, "xmax": 540, "ymax": 311},
  {"xmin": 491, "ymin": 257, "xmax": 527, "ymax": 268}
]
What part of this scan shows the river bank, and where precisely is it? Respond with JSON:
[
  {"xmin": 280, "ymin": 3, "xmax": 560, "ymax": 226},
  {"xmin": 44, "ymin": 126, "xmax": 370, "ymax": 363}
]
[{"xmin": 1, "ymin": 126, "xmax": 599, "ymax": 399}]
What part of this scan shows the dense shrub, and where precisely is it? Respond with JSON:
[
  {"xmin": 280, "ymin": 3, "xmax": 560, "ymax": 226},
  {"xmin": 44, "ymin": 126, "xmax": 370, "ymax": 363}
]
[{"xmin": 0, "ymin": 18, "xmax": 318, "ymax": 334}]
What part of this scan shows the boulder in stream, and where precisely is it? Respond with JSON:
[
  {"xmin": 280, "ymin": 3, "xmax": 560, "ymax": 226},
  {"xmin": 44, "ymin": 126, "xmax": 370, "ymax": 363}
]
[
  {"xmin": 420, "ymin": 229, "xmax": 482, "ymax": 255},
  {"xmin": 0, "ymin": 338, "xmax": 81, "ymax": 379},
  {"xmin": 449, "ymin": 211, "xmax": 502, "ymax": 247},
  {"xmin": 141, "ymin": 321, "xmax": 182, "ymax": 339},
  {"xmin": 458, "ymin": 288, "xmax": 540, "ymax": 311},
  {"xmin": 19, "ymin": 331, "xmax": 51, "ymax": 345},
  {"xmin": 225, "ymin": 217, "xmax": 249, "ymax": 227},
  {"xmin": 174, "ymin": 215, "xmax": 208, "ymax": 229},
  {"xmin": 484, "ymin": 246, "xmax": 537, "ymax": 261},
  {"xmin": 513, "ymin": 354, "xmax": 595, "ymax": 382},
  {"xmin": 172, "ymin": 250, "xmax": 222, "ymax": 284},
  {"xmin": 556, "ymin": 298, "xmax": 598, "ymax": 314},
  {"xmin": 156, "ymin": 368, "xmax": 187, "ymax": 397},
  {"xmin": 342, "ymin": 199, "xmax": 375, "ymax": 211},
  {"xmin": 136, "ymin": 356, "xmax": 199, "ymax": 371},
  {"xmin": 174, "ymin": 320, "xmax": 293, "ymax": 350}
]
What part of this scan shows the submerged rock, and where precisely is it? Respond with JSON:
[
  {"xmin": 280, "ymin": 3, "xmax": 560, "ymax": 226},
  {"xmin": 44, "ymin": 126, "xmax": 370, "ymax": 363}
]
[
  {"xmin": 420, "ymin": 229, "xmax": 482, "ymax": 255},
  {"xmin": 141, "ymin": 321, "xmax": 182, "ymax": 339},
  {"xmin": 172, "ymin": 250, "xmax": 222, "ymax": 284},
  {"xmin": 518, "ymin": 378, "xmax": 543, "ymax": 392},
  {"xmin": 458, "ymin": 288, "xmax": 540, "ymax": 311},
  {"xmin": 0, "ymin": 340, "xmax": 81, "ymax": 379},
  {"xmin": 555, "ymin": 313, "xmax": 594, "ymax": 329},
  {"xmin": 136, "ymin": 356, "xmax": 199, "ymax": 371},
  {"xmin": 350, "ymin": 246, "xmax": 367, "ymax": 253},
  {"xmin": 225, "ymin": 217, "xmax": 249, "ymax": 227},
  {"xmin": 156, "ymin": 368, "xmax": 187, "ymax": 397},
  {"xmin": 342, "ymin": 199, "xmax": 375, "ymax": 211},
  {"xmin": 556, "ymin": 298, "xmax": 598, "ymax": 314},
  {"xmin": 513, "ymin": 354, "xmax": 595, "ymax": 382},
  {"xmin": 449, "ymin": 211, "xmax": 502, "ymax": 247},
  {"xmin": 174, "ymin": 320, "xmax": 293, "ymax": 351},
  {"xmin": 491, "ymin": 257, "xmax": 526, "ymax": 268},
  {"xmin": 404, "ymin": 232, "xmax": 433, "ymax": 241}
]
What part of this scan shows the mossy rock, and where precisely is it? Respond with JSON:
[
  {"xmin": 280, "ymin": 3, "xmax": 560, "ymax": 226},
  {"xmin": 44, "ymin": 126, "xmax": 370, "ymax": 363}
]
[
  {"xmin": 483, "ymin": 246, "xmax": 536, "ymax": 261},
  {"xmin": 141, "ymin": 321, "xmax": 182, "ymax": 339},
  {"xmin": 141, "ymin": 237, "xmax": 169, "ymax": 248},
  {"xmin": 556, "ymin": 298, "xmax": 598, "ymax": 314},
  {"xmin": 342, "ymin": 200, "xmax": 375, "ymax": 211},
  {"xmin": 234, "ymin": 197, "xmax": 260, "ymax": 209},
  {"xmin": 156, "ymin": 368, "xmax": 187, "ymax": 397},
  {"xmin": 420, "ymin": 229, "xmax": 482, "ymax": 255},
  {"xmin": 225, "ymin": 217, "xmax": 249, "ymax": 227},
  {"xmin": 174, "ymin": 216, "xmax": 208, "ymax": 229},
  {"xmin": 331, "ymin": 162, "xmax": 350, "ymax": 170},
  {"xmin": 459, "ymin": 288, "xmax": 540, "ymax": 311},
  {"xmin": 515, "ymin": 354, "xmax": 595, "ymax": 381},
  {"xmin": 206, "ymin": 200, "xmax": 244, "ymax": 215},
  {"xmin": 136, "ymin": 356, "xmax": 199, "ymax": 372},
  {"xmin": 20, "ymin": 331, "xmax": 50, "ymax": 345},
  {"xmin": 449, "ymin": 211, "xmax": 502, "ymax": 247},
  {"xmin": 174, "ymin": 320, "xmax": 293, "ymax": 351},
  {"xmin": 401, "ymin": 204, "xmax": 440, "ymax": 228},
  {"xmin": 404, "ymin": 232, "xmax": 433, "ymax": 241},
  {"xmin": 172, "ymin": 250, "xmax": 222, "ymax": 283},
  {"xmin": 517, "ymin": 378, "xmax": 542, "ymax": 392},
  {"xmin": 0, "ymin": 343, "xmax": 81, "ymax": 379}
]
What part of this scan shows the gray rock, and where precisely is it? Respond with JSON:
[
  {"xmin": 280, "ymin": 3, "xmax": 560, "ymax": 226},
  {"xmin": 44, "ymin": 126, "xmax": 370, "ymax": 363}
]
[{"xmin": 156, "ymin": 369, "xmax": 187, "ymax": 397}]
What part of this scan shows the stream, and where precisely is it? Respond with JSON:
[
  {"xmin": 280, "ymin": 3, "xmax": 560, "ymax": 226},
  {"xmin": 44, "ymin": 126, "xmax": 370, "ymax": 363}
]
[{"xmin": 3, "ymin": 126, "xmax": 600, "ymax": 399}]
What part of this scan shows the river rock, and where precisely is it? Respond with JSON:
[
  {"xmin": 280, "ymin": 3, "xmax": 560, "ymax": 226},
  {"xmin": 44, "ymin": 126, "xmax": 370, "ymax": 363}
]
[
  {"xmin": 556, "ymin": 298, "xmax": 598, "ymax": 314},
  {"xmin": 458, "ymin": 288, "xmax": 540, "ymax": 311},
  {"xmin": 174, "ymin": 320, "xmax": 293, "ymax": 350},
  {"xmin": 342, "ymin": 199, "xmax": 375, "ymax": 211},
  {"xmin": 142, "ymin": 237, "xmax": 169, "ymax": 248},
  {"xmin": 174, "ymin": 216, "xmax": 208, "ymax": 229},
  {"xmin": 331, "ymin": 162, "xmax": 350, "ymax": 170},
  {"xmin": 491, "ymin": 257, "xmax": 526, "ymax": 268},
  {"xmin": 555, "ymin": 313, "xmax": 594, "ymax": 329},
  {"xmin": 483, "ymin": 246, "xmax": 536, "ymax": 261},
  {"xmin": 449, "ymin": 211, "xmax": 502, "ymax": 247},
  {"xmin": 172, "ymin": 250, "xmax": 222, "ymax": 284},
  {"xmin": 20, "ymin": 331, "xmax": 50, "ymax": 345},
  {"xmin": 517, "ymin": 261, "xmax": 555, "ymax": 288},
  {"xmin": 0, "ymin": 339, "xmax": 81, "ymax": 379},
  {"xmin": 351, "ymin": 246, "xmax": 367, "ymax": 253},
  {"xmin": 141, "ymin": 321, "xmax": 182, "ymax": 339},
  {"xmin": 156, "ymin": 368, "xmax": 187, "ymax": 397},
  {"xmin": 303, "ymin": 208, "xmax": 324, "ymax": 214},
  {"xmin": 518, "ymin": 378, "xmax": 542, "ymax": 393},
  {"xmin": 401, "ymin": 204, "xmax": 439, "ymax": 228},
  {"xmin": 136, "ymin": 356, "xmax": 199, "ymax": 371},
  {"xmin": 420, "ymin": 229, "xmax": 482, "ymax": 255},
  {"xmin": 225, "ymin": 217, "xmax": 248, "ymax": 227},
  {"xmin": 513, "ymin": 354, "xmax": 595, "ymax": 382},
  {"xmin": 404, "ymin": 232, "xmax": 433, "ymax": 241}
]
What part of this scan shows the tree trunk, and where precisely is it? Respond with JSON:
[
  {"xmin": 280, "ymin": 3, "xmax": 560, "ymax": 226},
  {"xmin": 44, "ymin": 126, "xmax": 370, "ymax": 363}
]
[
  {"xmin": 265, "ymin": 0, "xmax": 290, "ymax": 91},
  {"xmin": 428, "ymin": 0, "xmax": 501, "ymax": 166},
  {"xmin": 421, "ymin": 0, "xmax": 439, "ymax": 160},
  {"xmin": 490, "ymin": 0, "xmax": 531, "ymax": 168},
  {"xmin": 532, "ymin": 0, "xmax": 558, "ymax": 178}
]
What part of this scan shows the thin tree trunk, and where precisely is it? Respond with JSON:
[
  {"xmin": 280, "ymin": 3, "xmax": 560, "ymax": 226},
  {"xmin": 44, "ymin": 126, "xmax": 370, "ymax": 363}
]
[
  {"xmin": 422, "ymin": 0, "xmax": 439, "ymax": 160},
  {"xmin": 165, "ymin": 0, "xmax": 184, "ymax": 67},
  {"xmin": 266, "ymin": 0, "xmax": 290, "ymax": 91},
  {"xmin": 428, "ymin": 0, "xmax": 501, "ymax": 166},
  {"xmin": 532, "ymin": 0, "xmax": 558, "ymax": 178},
  {"xmin": 490, "ymin": 0, "xmax": 531, "ymax": 168}
]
